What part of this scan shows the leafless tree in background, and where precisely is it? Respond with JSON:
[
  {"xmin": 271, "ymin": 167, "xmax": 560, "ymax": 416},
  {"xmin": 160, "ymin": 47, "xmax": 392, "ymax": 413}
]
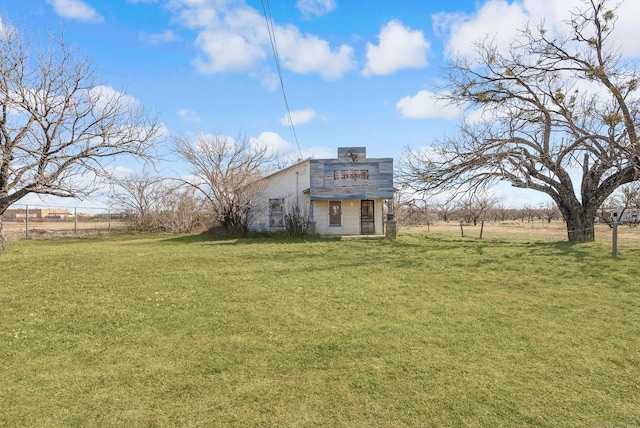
[
  {"xmin": 399, "ymin": 0, "xmax": 640, "ymax": 242},
  {"xmin": 109, "ymin": 172, "xmax": 166, "ymax": 231},
  {"xmin": 539, "ymin": 202, "xmax": 561, "ymax": 223},
  {"xmin": 109, "ymin": 171, "xmax": 211, "ymax": 233},
  {"xmin": 0, "ymin": 22, "xmax": 162, "ymax": 249},
  {"xmin": 172, "ymin": 133, "xmax": 273, "ymax": 235},
  {"xmin": 436, "ymin": 200, "xmax": 457, "ymax": 223},
  {"xmin": 457, "ymin": 194, "xmax": 496, "ymax": 225},
  {"xmin": 492, "ymin": 203, "xmax": 510, "ymax": 222},
  {"xmin": 395, "ymin": 195, "xmax": 436, "ymax": 228}
]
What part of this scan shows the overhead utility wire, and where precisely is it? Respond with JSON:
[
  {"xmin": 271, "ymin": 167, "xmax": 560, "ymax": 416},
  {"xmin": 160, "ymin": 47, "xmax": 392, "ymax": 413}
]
[{"xmin": 260, "ymin": 0, "xmax": 303, "ymax": 160}]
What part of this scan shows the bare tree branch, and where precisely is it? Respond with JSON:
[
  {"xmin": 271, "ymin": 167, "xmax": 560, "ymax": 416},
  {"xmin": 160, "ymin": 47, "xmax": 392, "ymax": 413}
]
[
  {"xmin": 171, "ymin": 133, "xmax": 273, "ymax": 234},
  {"xmin": 399, "ymin": 0, "xmax": 640, "ymax": 242},
  {"xmin": 0, "ymin": 23, "xmax": 162, "ymax": 249}
]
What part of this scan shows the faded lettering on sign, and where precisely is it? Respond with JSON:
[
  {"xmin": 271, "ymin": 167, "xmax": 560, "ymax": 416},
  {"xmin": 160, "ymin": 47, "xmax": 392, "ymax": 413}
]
[{"xmin": 334, "ymin": 170, "xmax": 369, "ymax": 180}]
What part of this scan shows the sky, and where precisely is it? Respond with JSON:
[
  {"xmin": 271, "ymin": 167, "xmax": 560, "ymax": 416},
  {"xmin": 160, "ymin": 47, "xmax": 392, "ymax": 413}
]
[{"xmin": 2, "ymin": 0, "xmax": 640, "ymax": 210}]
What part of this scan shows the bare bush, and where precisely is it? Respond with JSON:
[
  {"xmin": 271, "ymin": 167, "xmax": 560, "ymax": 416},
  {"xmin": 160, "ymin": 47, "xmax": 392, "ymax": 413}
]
[
  {"xmin": 110, "ymin": 172, "xmax": 209, "ymax": 233},
  {"xmin": 284, "ymin": 204, "xmax": 308, "ymax": 237},
  {"xmin": 172, "ymin": 133, "xmax": 273, "ymax": 236}
]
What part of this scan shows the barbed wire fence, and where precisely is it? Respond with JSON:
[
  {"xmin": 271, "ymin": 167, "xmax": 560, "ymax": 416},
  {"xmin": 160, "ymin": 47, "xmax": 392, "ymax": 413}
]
[
  {"xmin": 4, "ymin": 203, "xmax": 639, "ymax": 258},
  {"xmin": 398, "ymin": 218, "xmax": 640, "ymax": 248},
  {"xmin": 2, "ymin": 203, "xmax": 128, "ymax": 241}
]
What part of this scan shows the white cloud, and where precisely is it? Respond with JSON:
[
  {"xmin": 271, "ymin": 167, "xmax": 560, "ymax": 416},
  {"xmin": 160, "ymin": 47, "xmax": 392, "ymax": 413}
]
[
  {"xmin": 252, "ymin": 131, "xmax": 293, "ymax": 157},
  {"xmin": 250, "ymin": 132, "xmax": 335, "ymax": 164},
  {"xmin": 396, "ymin": 90, "xmax": 460, "ymax": 120},
  {"xmin": 437, "ymin": 0, "xmax": 640, "ymax": 60},
  {"xmin": 363, "ymin": 20, "xmax": 430, "ymax": 76},
  {"xmin": 88, "ymin": 85, "xmax": 140, "ymax": 111},
  {"xmin": 436, "ymin": 0, "xmax": 526, "ymax": 59},
  {"xmin": 168, "ymin": 0, "xmax": 354, "ymax": 80},
  {"xmin": 296, "ymin": 0, "xmax": 336, "ymax": 18},
  {"xmin": 46, "ymin": 0, "xmax": 104, "ymax": 23},
  {"xmin": 302, "ymin": 146, "xmax": 334, "ymax": 158},
  {"xmin": 280, "ymin": 108, "xmax": 317, "ymax": 126},
  {"xmin": 108, "ymin": 165, "xmax": 137, "ymax": 180},
  {"xmin": 599, "ymin": 0, "xmax": 640, "ymax": 57},
  {"xmin": 140, "ymin": 30, "xmax": 178, "ymax": 45},
  {"xmin": 193, "ymin": 29, "xmax": 267, "ymax": 73},
  {"xmin": 177, "ymin": 108, "xmax": 201, "ymax": 123},
  {"xmin": 275, "ymin": 25, "xmax": 355, "ymax": 80}
]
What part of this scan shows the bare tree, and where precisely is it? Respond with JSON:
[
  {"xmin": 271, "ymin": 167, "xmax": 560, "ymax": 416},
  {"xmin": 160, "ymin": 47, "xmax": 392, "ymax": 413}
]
[
  {"xmin": 160, "ymin": 186, "xmax": 210, "ymax": 233},
  {"xmin": 458, "ymin": 194, "xmax": 496, "ymax": 225},
  {"xmin": 399, "ymin": 0, "xmax": 640, "ymax": 242},
  {"xmin": 110, "ymin": 171, "xmax": 210, "ymax": 233},
  {"xmin": 0, "ymin": 23, "xmax": 161, "ymax": 249},
  {"xmin": 492, "ymin": 203, "xmax": 510, "ymax": 222},
  {"xmin": 109, "ymin": 172, "xmax": 169, "ymax": 231},
  {"xmin": 395, "ymin": 196, "xmax": 435, "ymax": 227},
  {"xmin": 436, "ymin": 199, "xmax": 457, "ymax": 223},
  {"xmin": 516, "ymin": 205, "xmax": 537, "ymax": 223},
  {"xmin": 540, "ymin": 202, "xmax": 561, "ymax": 223},
  {"xmin": 172, "ymin": 133, "xmax": 273, "ymax": 234}
]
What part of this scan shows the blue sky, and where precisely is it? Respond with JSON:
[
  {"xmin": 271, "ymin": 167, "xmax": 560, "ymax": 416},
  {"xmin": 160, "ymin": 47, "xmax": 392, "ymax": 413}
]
[{"xmin": 3, "ymin": 0, "xmax": 640, "ymax": 209}]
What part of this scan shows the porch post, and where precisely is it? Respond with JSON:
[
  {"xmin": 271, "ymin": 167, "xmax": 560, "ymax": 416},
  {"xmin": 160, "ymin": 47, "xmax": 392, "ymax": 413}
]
[{"xmin": 385, "ymin": 199, "xmax": 396, "ymax": 239}]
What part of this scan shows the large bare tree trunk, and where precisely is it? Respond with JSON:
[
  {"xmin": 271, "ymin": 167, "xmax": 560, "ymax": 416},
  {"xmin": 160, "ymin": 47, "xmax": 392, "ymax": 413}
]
[{"xmin": 566, "ymin": 214, "xmax": 595, "ymax": 242}]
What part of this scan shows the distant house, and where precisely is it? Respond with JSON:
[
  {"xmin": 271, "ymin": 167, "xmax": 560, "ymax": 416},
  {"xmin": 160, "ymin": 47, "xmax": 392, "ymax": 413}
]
[
  {"xmin": 251, "ymin": 147, "xmax": 396, "ymax": 238},
  {"xmin": 610, "ymin": 208, "xmax": 639, "ymax": 224}
]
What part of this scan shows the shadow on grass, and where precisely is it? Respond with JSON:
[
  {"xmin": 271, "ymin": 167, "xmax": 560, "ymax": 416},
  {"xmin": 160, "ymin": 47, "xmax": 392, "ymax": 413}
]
[
  {"xmin": 400, "ymin": 232, "xmax": 600, "ymax": 262},
  {"xmin": 158, "ymin": 232, "xmax": 603, "ymax": 263},
  {"xmin": 512, "ymin": 239, "xmax": 596, "ymax": 259},
  {"xmin": 159, "ymin": 232, "xmax": 341, "ymax": 246}
]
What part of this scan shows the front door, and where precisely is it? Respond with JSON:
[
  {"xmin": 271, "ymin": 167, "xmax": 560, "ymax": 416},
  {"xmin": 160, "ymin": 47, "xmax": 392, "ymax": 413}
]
[{"xmin": 361, "ymin": 200, "xmax": 375, "ymax": 234}]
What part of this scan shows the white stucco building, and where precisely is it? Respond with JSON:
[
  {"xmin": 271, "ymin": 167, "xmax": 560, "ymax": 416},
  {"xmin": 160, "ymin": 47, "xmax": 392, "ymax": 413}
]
[{"xmin": 251, "ymin": 147, "xmax": 395, "ymax": 237}]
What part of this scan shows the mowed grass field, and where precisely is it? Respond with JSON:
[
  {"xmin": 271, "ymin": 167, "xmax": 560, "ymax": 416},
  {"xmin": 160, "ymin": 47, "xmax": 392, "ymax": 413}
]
[{"xmin": 1, "ymin": 229, "xmax": 640, "ymax": 427}]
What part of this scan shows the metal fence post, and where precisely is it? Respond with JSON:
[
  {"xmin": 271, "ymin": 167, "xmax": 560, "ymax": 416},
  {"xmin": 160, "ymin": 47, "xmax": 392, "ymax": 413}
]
[{"xmin": 612, "ymin": 219, "xmax": 618, "ymax": 259}]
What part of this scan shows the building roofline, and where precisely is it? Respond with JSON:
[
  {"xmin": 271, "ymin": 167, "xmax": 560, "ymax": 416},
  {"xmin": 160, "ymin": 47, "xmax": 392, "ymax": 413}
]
[{"xmin": 261, "ymin": 158, "xmax": 311, "ymax": 181}]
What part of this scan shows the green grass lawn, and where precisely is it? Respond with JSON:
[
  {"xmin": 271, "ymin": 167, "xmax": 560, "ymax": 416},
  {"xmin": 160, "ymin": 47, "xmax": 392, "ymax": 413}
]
[{"xmin": 1, "ymin": 232, "xmax": 639, "ymax": 427}]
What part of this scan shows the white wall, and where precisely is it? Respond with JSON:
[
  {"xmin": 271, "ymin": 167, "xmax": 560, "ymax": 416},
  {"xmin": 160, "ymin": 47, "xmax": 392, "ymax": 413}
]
[
  {"xmin": 253, "ymin": 159, "xmax": 390, "ymax": 235},
  {"xmin": 251, "ymin": 161, "xmax": 311, "ymax": 232},
  {"xmin": 313, "ymin": 198, "xmax": 386, "ymax": 235}
]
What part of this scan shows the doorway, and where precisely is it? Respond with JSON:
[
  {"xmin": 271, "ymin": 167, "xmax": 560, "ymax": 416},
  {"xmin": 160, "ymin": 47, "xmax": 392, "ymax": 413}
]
[{"xmin": 361, "ymin": 200, "xmax": 375, "ymax": 234}]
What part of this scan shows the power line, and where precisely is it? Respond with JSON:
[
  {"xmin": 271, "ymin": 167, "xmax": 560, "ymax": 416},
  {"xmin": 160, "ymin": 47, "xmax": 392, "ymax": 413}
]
[{"xmin": 260, "ymin": 0, "xmax": 303, "ymax": 160}]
